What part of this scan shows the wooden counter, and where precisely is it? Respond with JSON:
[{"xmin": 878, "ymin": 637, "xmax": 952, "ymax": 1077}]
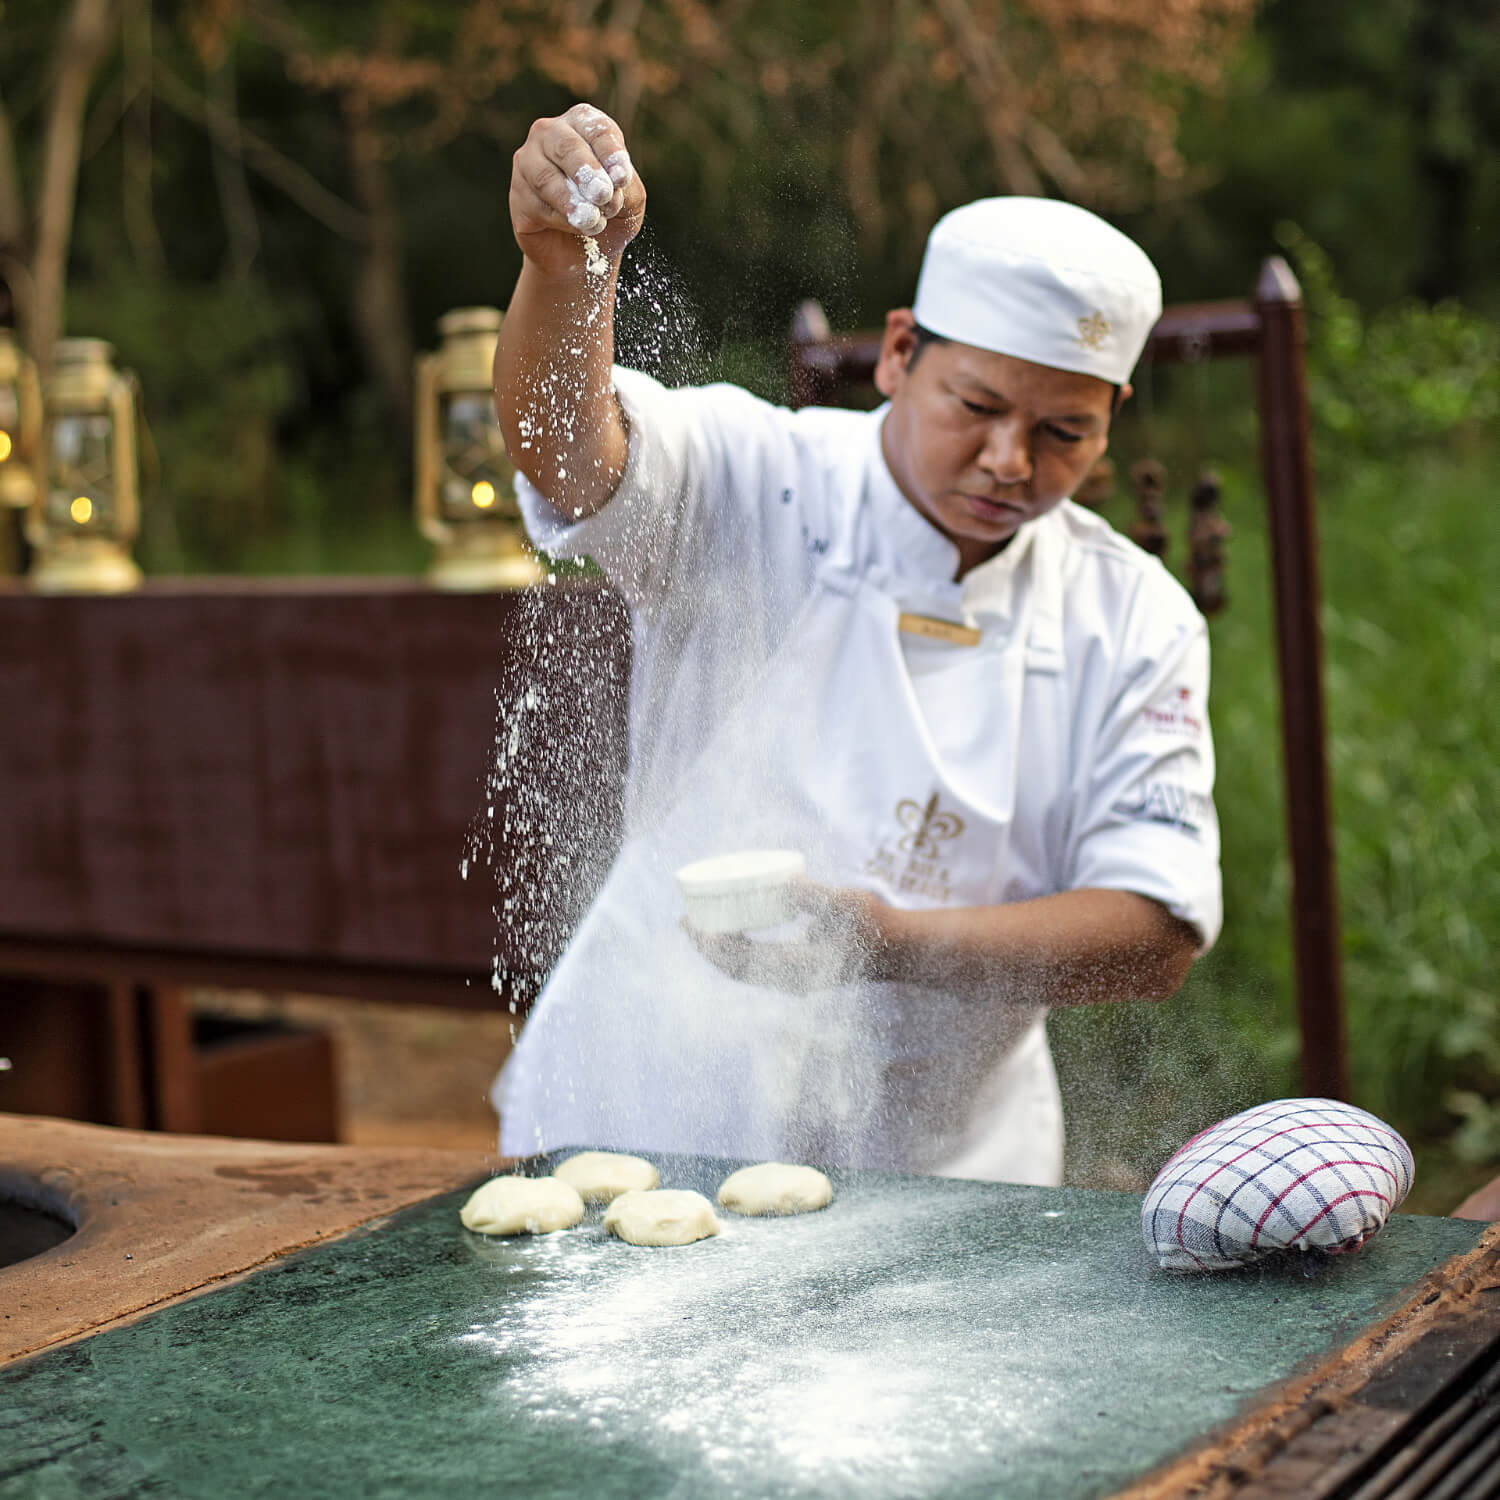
[{"xmin": 0, "ymin": 1112, "xmax": 496, "ymax": 1365}]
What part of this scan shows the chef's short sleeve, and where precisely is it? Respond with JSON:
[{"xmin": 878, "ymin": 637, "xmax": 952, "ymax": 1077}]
[
  {"xmin": 514, "ymin": 366, "xmax": 693, "ymax": 598},
  {"xmin": 1065, "ymin": 607, "xmax": 1222, "ymax": 951},
  {"xmin": 514, "ymin": 366, "xmax": 823, "ymax": 616}
]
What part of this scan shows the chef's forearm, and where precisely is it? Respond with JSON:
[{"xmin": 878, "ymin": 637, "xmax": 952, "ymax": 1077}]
[
  {"xmin": 493, "ymin": 258, "xmax": 629, "ymax": 519},
  {"xmin": 873, "ymin": 888, "xmax": 1198, "ymax": 1006}
]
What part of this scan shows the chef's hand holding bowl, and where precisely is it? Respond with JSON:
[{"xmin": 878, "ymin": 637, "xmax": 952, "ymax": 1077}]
[{"xmin": 678, "ymin": 851, "xmax": 894, "ymax": 994}]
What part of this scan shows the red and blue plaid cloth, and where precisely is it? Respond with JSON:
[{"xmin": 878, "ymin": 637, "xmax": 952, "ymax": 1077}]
[{"xmin": 1142, "ymin": 1097, "xmax": 1415, "ymax": 1272}]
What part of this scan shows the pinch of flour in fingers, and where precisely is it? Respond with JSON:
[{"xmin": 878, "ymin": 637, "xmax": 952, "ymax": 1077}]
[{"xmin": 570, "ymin": 104, "xmax": 630, "ymax": 182}]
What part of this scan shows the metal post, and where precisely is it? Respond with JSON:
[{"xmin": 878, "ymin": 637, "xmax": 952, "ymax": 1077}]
[{"xmin": 1253, "ymin": 256, "xmax": 1349, "ymax": 1101}]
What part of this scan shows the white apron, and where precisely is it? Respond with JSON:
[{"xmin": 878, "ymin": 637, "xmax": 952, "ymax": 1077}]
[{"xmin": 497, "ymin": 501, "xmax": 1068, "ymax": 1186}]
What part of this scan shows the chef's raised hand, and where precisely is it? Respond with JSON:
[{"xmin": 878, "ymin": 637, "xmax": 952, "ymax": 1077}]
[
  {"xmin": 684, "ymin": 883, "xmax": 894, "ymax": 995},
  {"xmin": 510, "ymin": 103, "xmax": 645, "ymax": 279},
  {"xmin": 495, "ymin": 103, "xmax": 640, "ymax": 516}
]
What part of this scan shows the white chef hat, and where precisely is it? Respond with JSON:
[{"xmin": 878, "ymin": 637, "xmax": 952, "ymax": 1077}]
[{"xmin": 911, "ymin": 197, "xmax": 1162, "ymax": 385}]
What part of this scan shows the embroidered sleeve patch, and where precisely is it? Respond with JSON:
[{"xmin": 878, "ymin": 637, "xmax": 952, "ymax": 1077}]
[{"xmin": 1141, "ymin": 684, "xmax": 1205, "ymax": 739}]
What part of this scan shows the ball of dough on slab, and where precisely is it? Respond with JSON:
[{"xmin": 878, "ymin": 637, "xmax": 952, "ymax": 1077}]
[
  {"xmin": 460, "ymin": 1175, "xmax": 584, "ymax": 1236},
  {"xmin": 604, "ymin": 1189, "xmax": 720, "ymax": 1247},
  {"xmin": 717, "ymin": 1163, "xmax": 833, "ymax": 1216},
  {"xmin": 553, "ymin": 1150, "xmax": 660, "ymax": 1203}
]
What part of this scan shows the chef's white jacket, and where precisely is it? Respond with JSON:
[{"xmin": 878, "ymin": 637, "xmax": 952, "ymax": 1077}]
[
  {"xmin": 497, "ymin": 366, "xmax": 1221, "ymax": 1182},
  {"xmin": 516, "ymin": 367, "xmax": 1221, "ymax": 950}
]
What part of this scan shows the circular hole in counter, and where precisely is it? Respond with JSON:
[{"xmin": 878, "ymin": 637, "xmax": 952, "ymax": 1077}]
[{"xmin": 0, "ymin": 1171, "xmax": 78, "ymax": 1269}]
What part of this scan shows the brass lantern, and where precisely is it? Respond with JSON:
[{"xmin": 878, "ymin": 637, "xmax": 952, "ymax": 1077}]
[
  {"xmin": 0, "ymin": 328, "xmax": 41, "ymax": 513},
  {"xmin": 27, "ymin": 338, "xmax": 143, "ymax": 593},
  {"xmin": 414, "ymin": 307, "xmax": 543, "ymax": 590}
]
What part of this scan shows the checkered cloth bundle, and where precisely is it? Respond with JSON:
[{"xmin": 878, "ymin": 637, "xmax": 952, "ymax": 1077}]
[{"xmin": 1141, "ymin": 1098, "xmax": 1415, "ymax": 1273}]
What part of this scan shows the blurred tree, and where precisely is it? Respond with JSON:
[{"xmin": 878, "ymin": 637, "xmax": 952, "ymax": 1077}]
[
  {"xmin": 1136, "ymin": 0, "xmax": 1500, "ymax": 311},
  {"xmin": 1385, "ymin": 0, "xmax": 1498, "ymax": 305},
  {"xmin": 180, "ymin": 0, "xmax": 1256, "ymax": 328},
  {"xmin": 0, "ymin": 0, "xmax": 122, "ymax": 573},
  {"xmin": 0, "ymin": 0, "xmax": 120, "ymax": 386},
  {"xmin": 0, "ymin": 0, "xmax": 1260, "ymax": 571},
  {"xmin": 3, "ymin": 0, "xmax": 1265, "ymax": 367}
]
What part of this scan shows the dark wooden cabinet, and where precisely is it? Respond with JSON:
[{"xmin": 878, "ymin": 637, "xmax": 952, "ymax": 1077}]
[{"xmin": 0, "ymin": 579, "xmax": 631, "ymax": 1137}]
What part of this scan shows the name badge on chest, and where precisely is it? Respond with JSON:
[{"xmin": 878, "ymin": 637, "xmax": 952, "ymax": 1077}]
[{"xmin": 897, "ymin": 611, "xmax": 982, "ymax": 648}]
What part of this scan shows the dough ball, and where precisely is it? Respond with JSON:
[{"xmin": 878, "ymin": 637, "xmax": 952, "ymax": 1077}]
[
  {"xmin": 553, "ymin": 1150, "xmax": 660, "ymax": 1203},
  {"xmin": 716, "ymin": 1162, "xmax": 833, "ymax": 1216},
  {"xmin": 459, "ymin": 1175, "xmax": 584, "ymax": 1236},
  {"xmin": 604, "ymin": 1189, "xmax": 720, "ymax": 1247}
]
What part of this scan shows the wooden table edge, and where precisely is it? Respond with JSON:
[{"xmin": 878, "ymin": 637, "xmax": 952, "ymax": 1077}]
[
  {"xmin": 1, "ymin": 1113, "xmax": 506, "ymax": 1367},
  {"xmin": 1112, "ymin": 1224, "xmax": 1500, "ymax": 1498}
]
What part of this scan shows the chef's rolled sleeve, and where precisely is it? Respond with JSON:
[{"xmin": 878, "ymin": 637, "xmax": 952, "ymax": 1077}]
[
  {"xmin": 1065, "ymin": 616, "xmax": 1223, "ymax": 951},
  {"xmin": 515, "ymin": 366, "xmax": 699, "ymax": 607},
  {"xmin": 516, "ymin": 365, "xmax": 846, "ymax": 636}
]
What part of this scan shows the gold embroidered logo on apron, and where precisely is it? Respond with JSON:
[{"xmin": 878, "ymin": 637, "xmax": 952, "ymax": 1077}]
[
  {"xmin": 864, "ymin": 792, "xmax": 966, "ymax": 903},
  {"xmin": 895, "ymin": 792, "xmax": 966, "ymax": 858}
]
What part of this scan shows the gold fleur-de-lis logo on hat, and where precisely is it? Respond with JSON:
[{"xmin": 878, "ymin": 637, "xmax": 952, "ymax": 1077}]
[
  {"xmin": 895, "ymin": 792, "xmax": 965, "ymax": 859},
  {"xmin": 1077, "ymin": 311, "xmax": 1111, "ymax": 350}
]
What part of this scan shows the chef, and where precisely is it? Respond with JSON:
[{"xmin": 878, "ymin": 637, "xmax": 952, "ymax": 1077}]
[{"xmin": 489, "ymin": 103, "xmax": 1221, "ymax": 1185}]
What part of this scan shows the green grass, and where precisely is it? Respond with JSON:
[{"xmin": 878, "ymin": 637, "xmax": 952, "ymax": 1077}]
[{"xmin": 1319, "ymin": 449, "xmax": 1500, "ymax": 1212}]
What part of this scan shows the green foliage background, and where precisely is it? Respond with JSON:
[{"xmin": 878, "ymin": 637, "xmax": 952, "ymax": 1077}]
[
  {"xmin": 4, "ymin": 0, "xmax": 1498, "ymax": 1208},
  {"xmin": 1051, "ymin": 222, "xmax": 1500, "ymax": 1212}
]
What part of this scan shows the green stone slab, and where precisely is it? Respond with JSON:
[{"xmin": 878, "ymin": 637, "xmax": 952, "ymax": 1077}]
[{"xmin": 0, "ymin": 1153, "xmax": 1485, "ymax": 1500}]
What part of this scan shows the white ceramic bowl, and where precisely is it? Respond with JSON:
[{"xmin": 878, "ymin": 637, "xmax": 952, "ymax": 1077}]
[{"xmin": 675, "ymin": 850, "xmax": 806, "ymax": 934}]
